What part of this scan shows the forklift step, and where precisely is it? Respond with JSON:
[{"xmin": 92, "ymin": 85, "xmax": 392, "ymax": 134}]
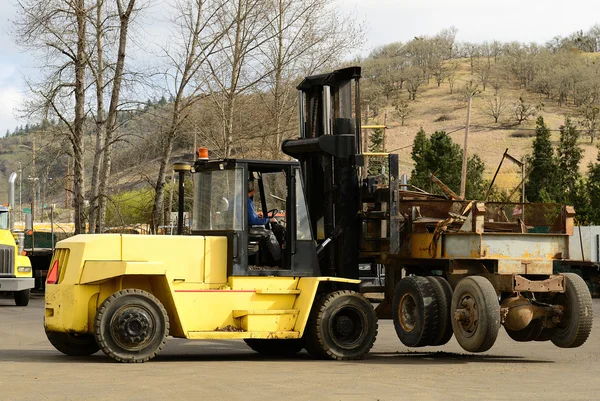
[
  {"xmin": 233, "ymin": 309, "xmax": 299, "ymax": 332},
  {"xmin": 233, "ymin": 309, "xmax": 299, "ymax": 318},
  {"xmin": 254, "ymin": 289, "xmax": 301, "ymax": 295}
]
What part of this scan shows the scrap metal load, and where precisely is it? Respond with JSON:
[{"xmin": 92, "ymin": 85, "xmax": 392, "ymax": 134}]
[{"xmin": 358, "ymin": 168, "xmax": 592, "ymax": 352}]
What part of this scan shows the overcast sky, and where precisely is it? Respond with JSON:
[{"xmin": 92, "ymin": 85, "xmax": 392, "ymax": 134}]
[{"xmin": 2, "ymin": 0, "xmax": 600, "ymax": 135}]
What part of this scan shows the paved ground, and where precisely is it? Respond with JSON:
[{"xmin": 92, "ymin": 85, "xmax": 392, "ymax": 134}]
[{"xmin": 1, "ymin": 294, "xmax": 599, "ymax": 401}]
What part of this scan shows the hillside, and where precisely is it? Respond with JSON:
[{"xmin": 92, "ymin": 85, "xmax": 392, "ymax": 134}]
[
  {"xmin": 0, "ymin": 58, "xmax": 597, "ymax": 209},
  {"xmin": 365, "ymin": 59, "xmax": 600, "ymax": 193}
]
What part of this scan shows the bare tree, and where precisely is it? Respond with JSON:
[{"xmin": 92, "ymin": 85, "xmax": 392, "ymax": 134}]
[
  {"xmin": 150, "ymin": 0, "xmax": 229, "ymax": 231},
  {"xmin": 578, "ymin": 100, "xmax": 600, "ymax": 143},
  {"xmin": 204, "ymin": 0, "xmax": 275, "ymax": 157},
  {"xmin": 514, "ymin": 96, "xmax": 538, "ymax": 125},
  {"xmin": 486, "ymin": 93, "xmax": 507, "ymax": 123},
  {"xmin": 95, "ymin": 0, "xmax": 139, "ymax": 233},
  {"xmin": 404, "ymin": 66, "xmax": 425, "ymax": 101},
  {"xmin": 259, "ymin": 0, "xmax": 363, "ymax": 158},
  {"xmin": 393, "ymin": 96, "xmax": 410, "ymax": 126},
  {"xmin": 14, "ymin": 0, "xmax": 89, "ymax": 234},
  {"xmin": 446, "ymin": 60, "xmax": 460, "ymax": 94}
]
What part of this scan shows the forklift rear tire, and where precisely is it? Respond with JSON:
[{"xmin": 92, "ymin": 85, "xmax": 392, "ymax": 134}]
[
  {"xmin": 305, "ymin": 290, "xmax": 377, "ymax": 360},
  {"xmin": 551, "ymin": 273, "xmax": 593, "ymax": 348},
  {"xmin": 14, "ymin": 289, "xmax": 30, "ymax": 306},
  {"xmin": 426, "ymin": 276, "xmax": 454, "ymax": 346},
  {"xmin": 46, "ymin": 330, "xmax": 100, "ymax": 356},
  {"xmin": 451, "ymin": 276, "xmax": 500, "ymax": 353},
  {"xmin": 94, "ymin": 289, "xmax": 169, "ymax": 363},
  {"xmin": 244, "ymin": 339, "xmax": 304, "ymax": 357},
  {"xmin": 392, "ymin": 276, "xmax": 439, "ymax": 347}
]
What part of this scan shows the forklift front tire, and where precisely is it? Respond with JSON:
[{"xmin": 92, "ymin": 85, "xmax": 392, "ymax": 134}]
[{"xmin": 305, "ymin": 290, "xmax": 377, "ymax": 360}]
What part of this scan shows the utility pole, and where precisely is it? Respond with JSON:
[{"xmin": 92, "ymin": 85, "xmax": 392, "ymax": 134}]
[
  {"xmin": 460, "ymin": 96, "xmax": 472, "ymax": 199},
  {"xmin": 18, "ymin": 161, "xmax": 22, "ymax": 223},
  {"xmin": 31, "ymin": 136, "xmax": 36, "ymax": 223}
]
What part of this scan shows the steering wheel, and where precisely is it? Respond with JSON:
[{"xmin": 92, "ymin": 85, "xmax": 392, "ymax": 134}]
[{"xmin": 265, "ymin": 209, "xmax": 278, "ymax": 229}]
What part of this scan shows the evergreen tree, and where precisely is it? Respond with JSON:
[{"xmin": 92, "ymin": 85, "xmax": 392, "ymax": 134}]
[
  {"xmin": 409, "ymin": 128, "xmax": 430, "ymax": 188},
  {"xmin": 557, "ymin": 118, "xmax": 582, "ymax": 203},
  {"xmin": 526, "ymin": 117, "xmax": 559, "ymax": 202},
  {"xmin": 368, "ymin": 128, "xmax": 387, "ymax": 176},
  {"xmin": 466, "ymin": 154, "xmax": 486, "ymax": 200},
  {"xmin": 586, "ymin": 152, "xmax": 600, "ymax": 223},
  {"xmin": 409, "ymin": 129, "xmax": 486, "ymax": 198}
]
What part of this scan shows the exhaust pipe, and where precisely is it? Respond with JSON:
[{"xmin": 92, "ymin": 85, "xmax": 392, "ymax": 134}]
[{"xmin": 8, "ymin": 172, "xmax": 16, "ymax": 230}]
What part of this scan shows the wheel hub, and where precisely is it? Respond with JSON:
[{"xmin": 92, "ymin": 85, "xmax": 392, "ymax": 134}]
[
  {"xmin": 399, "ymin": 293, "xmax": 417, "ymax": 332},
  {"xmin": 330, "ymin": 306, "xmax": 366, "ymax": 350},
  {"xmin": 336, "ymin": 315, "xmax": 354, "ymax": 336},
  {"xmin": 454, "ymin": 295, "xmax": 478, "ymax": 338},
  {"xmin": 111, "ymin": 306, "xmax": 154, "ymax": 349}
]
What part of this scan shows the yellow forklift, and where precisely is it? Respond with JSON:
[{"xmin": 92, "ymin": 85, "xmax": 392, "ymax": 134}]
[{"xmin": 44, "ymin": 67, "xmax": 378, "ymax": 362}]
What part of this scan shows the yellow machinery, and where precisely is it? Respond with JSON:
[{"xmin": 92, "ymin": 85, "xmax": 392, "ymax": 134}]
[
  {"xmin": 44, "ymin": 67, "xmax": 378, "ymax": 363},
  {"xmin": 0, "ymin": 173, "xmax": 34, "ymax": 306}
]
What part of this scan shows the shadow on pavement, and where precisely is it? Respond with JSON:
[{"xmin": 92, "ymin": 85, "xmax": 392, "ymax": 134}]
[{"xmin": 0, "ymin": 348, "xmax": 553, "ymax": 365}]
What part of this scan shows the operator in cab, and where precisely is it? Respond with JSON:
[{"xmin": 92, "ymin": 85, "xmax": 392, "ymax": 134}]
[{"xmin": 248, "ymin": 180, "xmax": 282, "ymax": 265}]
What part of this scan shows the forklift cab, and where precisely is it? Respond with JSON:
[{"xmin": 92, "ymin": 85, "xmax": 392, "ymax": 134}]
[{"xmin": 192, "ymin": 159, "xmax": 319, "ymax": 277}]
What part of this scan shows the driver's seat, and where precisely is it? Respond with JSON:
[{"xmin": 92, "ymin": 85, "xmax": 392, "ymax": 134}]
[{"xmin": 248, "ymin": 226, "xmax": 281, "ymax": 266}]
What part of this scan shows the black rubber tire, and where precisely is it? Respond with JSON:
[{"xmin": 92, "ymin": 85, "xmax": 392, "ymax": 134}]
[
  {"xmin": 392, "ymin": 276, "xmax": 439, "ymax": 347},
  {"xmin": 94, "ymin": 289, "xmax": 169, "ymax": 363},
  {"xmin": 505, "ymin": 319, "xmax": 544, "ymax": 342},
  {"xmin": 551, "ymin": 273, "xmax": 593, "ymax": 348},
  {"xmin": 426, "ymin": 276, "xmax": 454, "ymax": 346},
  {"xmin": 304, "ymin": 290, "xmax": 377, "ymax": 360},
  {"xmin": 46, "ymin": 330, "xmax": 100, "ymax": 356},
  {"xmin": 14, "ymin": 289, "xmax": 30, "ymax": 306},
  {"xmin": 451, "ymin": 276, "xmax": 500, "ymax": 353},
  {"xmin": 244, "ymin": 339, "xmax": 304, "ymax": 357}
]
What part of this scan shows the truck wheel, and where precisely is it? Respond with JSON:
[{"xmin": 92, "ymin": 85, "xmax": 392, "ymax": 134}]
[
  {"xmin": 551, "ymin": 273, "xmax": 593, "ymax": 348},
  {"xmin": 505, "ymin": 319, "xmax": 544, "ymax": 342},
  {"xmin": 426, "ymin": 276, "xmax": 454, "ymax": 346},
  {"xmin": 14, "ymin": 289, "xmax": 30, "ymax": 306},
  {"xmin": 244, "ymin": 339, "xmax": 304, "ymax": 357},
  {"xmin": 392, "ymin": 276, "xmax": 438, "ymax": 347},
  {"xmin": 451, "ymin": 276, "xmax": 500, "ymax": 353},
  {"xmin": 305, "ymin": 290, "xmax": 377, "ymax": 360},
  {"xmin": 45, "ymin": 330, "xmax": 100, "ymax": 356},
  {"xmin": 94, "ymin": 289, "xmax": 169, "ymax": 363}
]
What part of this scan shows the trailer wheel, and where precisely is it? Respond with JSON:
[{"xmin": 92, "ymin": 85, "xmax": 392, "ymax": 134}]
[
  {"xmin": 305, "ymin": 290, "xmax": 377, "ymax": 360},
  {"xmin": 451, "ymin": 276, "xmax": 500, "ymax": 353},
  {"xmin": 551, "ymin": 273, "xmax": 593, "ymax": 348},
  {"xmin": 244, "ymin": 339, "xmax": 304, "ymax": 357},
  {"xmin": 505, "ymin": 319, "xmax": 544, "ymax": 342},
  {"xmin": 426, "ymin": 276, "xmax": 454, "ymax": 346},
  {"xmin": 392, "ymin": 276, "xmax": 438, "ymax": 347},
  {"xmin": 45, "ymin": 330, "xmax": 100, "ymax": 356},
  {"xmin": 14, "ymin": 289, "xmax": 30, "ymax": 306},
  {"xmin": 94, "ymin": 289, "xmax": 169, "ymax": 363}
]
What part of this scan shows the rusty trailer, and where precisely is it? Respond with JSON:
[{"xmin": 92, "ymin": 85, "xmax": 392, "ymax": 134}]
[{"xmin": 358, "ymin": 155, "xmax": 593, "ymax": 353}]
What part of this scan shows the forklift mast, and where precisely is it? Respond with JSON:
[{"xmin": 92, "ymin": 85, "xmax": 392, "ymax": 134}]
[{"xmin": 282, "ymin": 66, "xmax": 362, "ymax": 279}]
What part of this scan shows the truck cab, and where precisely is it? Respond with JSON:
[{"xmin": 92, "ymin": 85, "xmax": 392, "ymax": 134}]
[{"xmin": 0, "ymin": 205, "xmax": 34, "ymax": 306}]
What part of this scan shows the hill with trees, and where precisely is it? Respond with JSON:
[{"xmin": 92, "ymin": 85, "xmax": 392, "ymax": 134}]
[{"xmin": 4, "ymin": 3, "xmax": 600, "ymax": 229}]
